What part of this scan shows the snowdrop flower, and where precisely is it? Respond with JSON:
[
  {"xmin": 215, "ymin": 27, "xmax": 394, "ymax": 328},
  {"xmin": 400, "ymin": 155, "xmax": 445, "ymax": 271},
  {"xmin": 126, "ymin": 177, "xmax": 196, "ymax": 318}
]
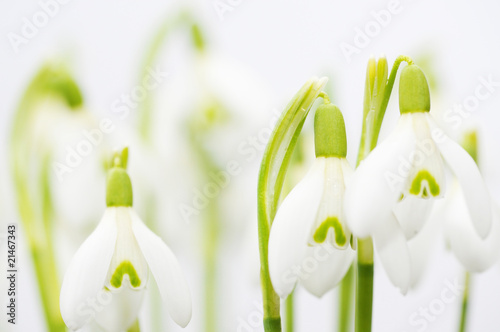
[
  {"xmin": 443, "ymin": 131, "xmax": 500, "ymax": 272},
  {"xmin": 268, "ymin": 102, "xmax": 355, "ymax": 298},
  {"xmin": 443, "ymin": 180, "xmax": 500, "ymax": 272},
  {"xmin": 345, "ymin": 65, "xmax": 492, "ymax": 292},
  {"xmin": 60, "ymin": 150, "xmax": 191, "ymax": 331}
]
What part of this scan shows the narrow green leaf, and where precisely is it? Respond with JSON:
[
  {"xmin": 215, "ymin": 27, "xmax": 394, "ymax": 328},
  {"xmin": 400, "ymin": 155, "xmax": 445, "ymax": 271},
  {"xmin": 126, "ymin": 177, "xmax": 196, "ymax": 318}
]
[{"xmin": 257, "ymin": 77, "xmax": 327, "ymax": 331}]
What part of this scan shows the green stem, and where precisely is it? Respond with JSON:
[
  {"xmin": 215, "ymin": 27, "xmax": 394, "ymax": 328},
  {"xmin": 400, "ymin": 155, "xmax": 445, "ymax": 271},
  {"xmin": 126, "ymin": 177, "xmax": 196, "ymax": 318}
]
[
  {"xmin": 187, "ymin": 113, "xmax": 222, "ymax": 332},
  {"xmin": 355, "ymin": 239, "xmax": 374, "ymax": 332},
  {"xmin": 143, "ymin": 196, "xmax": 164, "ymax": 331},
  {"xmin": 280, "ymin": 139, "xmax": 309, "ymax": 332},
  {"xmin": 38, "ymin": 153, "xmax": 66, "ymax": 331},
  {"xmin": 458, "ymin": 272, "xmax": 471, "ymax": 332},
  {"xmin": 457, "ymin": 131, "xmax": 477, "ymax": 332},
  {"xmin": 10, "ymin": 64, "xmax": 83, "ymax": 332},
  {"xmin": 369, "ymin": 55, "xmax": 414, "ymax": 153},
  {"xmin": 258, "ymin": 79, "xmax": 327, "ymax": 332},
  {"xmin": 338, "ymin": 264, "xmax": 355, "ymax": 332},
  {"xmin": 137, "ymin": 10, "xmax": 206, "ymax": 142},
  {"xmin": 203, "ymin": 200, "xmax": 218, "ymax": 332},
  {"xmin": 127, "ymin": 319, "xmax": 141, "ymax": 332},
  {"xmin": 285, "ymin": 292, "xmax": 294, "ymax": 332},
  {"xmin": 137, "ymin": 11, "xmax": 208, "ymax": 331},
  {"xmin": 353, "ymin": 56, "xmax": 413, "ymax": 332},
  {"xmin": 12, "ymin": 163, "xmax": 63, "ymax": 331}
]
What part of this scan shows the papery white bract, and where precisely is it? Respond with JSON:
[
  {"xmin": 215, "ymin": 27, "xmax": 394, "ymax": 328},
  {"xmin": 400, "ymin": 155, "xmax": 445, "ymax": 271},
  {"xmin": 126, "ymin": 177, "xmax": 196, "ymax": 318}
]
[{"xmin": 268, "ymin": 157, "xmax": 355, "ymax": 298}]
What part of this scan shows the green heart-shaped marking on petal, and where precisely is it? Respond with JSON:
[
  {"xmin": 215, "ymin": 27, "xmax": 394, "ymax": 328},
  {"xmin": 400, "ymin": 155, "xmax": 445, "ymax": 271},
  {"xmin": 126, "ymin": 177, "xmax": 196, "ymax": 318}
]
[
  {"xmin": 409, "ymin": 170, "xmax": 440, "ymax": 197},
  {"xmin": 110, "ymin": 261, "xmax": 141, "ymax": 288},
  {"xmin": 313, "ymin": 216, "xmax": 346, "ymax": 246}
]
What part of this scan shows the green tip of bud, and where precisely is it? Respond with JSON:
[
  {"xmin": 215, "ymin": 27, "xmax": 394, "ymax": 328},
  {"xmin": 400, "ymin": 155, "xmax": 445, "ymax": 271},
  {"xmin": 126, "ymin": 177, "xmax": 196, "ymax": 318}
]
[
  {"xmin": 314, "ymin": 103, "xmax": 347, "ymax": 158},
  {"xmin": 106, "ymin": 147, "xmax": 133, "ymax": 207},
  {"xmin": 399, "ymin": 64, "xmax": 431, "ymax": 114}
]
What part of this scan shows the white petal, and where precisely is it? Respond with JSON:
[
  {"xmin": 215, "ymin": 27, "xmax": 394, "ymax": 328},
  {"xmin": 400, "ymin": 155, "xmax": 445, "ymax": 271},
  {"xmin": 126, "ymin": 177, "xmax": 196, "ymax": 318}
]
[
  {"xmin": 393, "ymin": 195, "xmax": 434, "ymax": 240},
  {"xmin": 405, "ymin": 113, "xmax": 446, "ymax": 198},
  {"xmin": 81, "ymin": 321, "xmax": 106, "ymax": 332},
  {"xmin": 309, "ymin": 158, "xmax": 350, "ymax": 248},
  {"xmin": 60, "ymin": 209, "xmax": 118, "ymax": 330},
  {"xmin": 268, "ymin": 158, "xmax": 325, "ymax": 298},
  {"xmin": 94, "ymin": 288, "xmax": 145, "ymax": 332},
  {"xmin": 444, "ymin": 183, "xmax": 500, "ymax": 272},
  {"xmin": 345, "ymin": 114, "xmax": 416, "ymax": 238},
  {"xmin": 131, "ymin": 211, "xmax": 192, "ymax": 328},
  {"xmin": 430, "ymin": 118, "xmax": 492, "ymax": 238},
  {"xmin": 407, "ymin": 203, "xmax": 442, "ymax": 287},
  {"xmin": 340, "ymin": 158, "xmax": 354, "ymax": 187},
  {"xmin": 373, "ymin": 213, "xmax": 411, "ymax": 294},
  {"xmin": 105, "ymin": 208, "xmax": 148, "ymax": 291},
  {"xmin": 299, "ymin": 245, "xmax": 355, "ymax": 297}
]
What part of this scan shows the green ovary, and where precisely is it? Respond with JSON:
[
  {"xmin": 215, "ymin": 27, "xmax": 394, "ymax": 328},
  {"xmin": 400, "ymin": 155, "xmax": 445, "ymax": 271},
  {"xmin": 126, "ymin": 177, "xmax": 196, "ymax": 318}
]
[
  {"xmin": 313, "ymin": 217, "xmax": 346, "ymax": 246},
  {"xmin": 110, "ymin": 261, "xmax": 141, "ymax": 288},
  {"xmin": 410, "ymin": 170, "xmax": 440, "ymax": 197}
]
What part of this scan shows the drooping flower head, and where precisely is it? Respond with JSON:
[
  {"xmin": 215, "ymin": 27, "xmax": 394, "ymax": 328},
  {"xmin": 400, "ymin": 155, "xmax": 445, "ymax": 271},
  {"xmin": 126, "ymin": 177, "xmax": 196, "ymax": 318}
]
[
  {"xmin": 442, "ymin": 130, "xmax": 500, "ymax": 272},
  {"xmin": 268, "ymin": 102, "xmax": 355, "ymax": 298},
  {"xmin": 60, "ymin": 148, "xmax": 191, "ymax": 331},
  {"xmin": 345, "ymin": 65, "xmax": 493, "ymax": 292}
]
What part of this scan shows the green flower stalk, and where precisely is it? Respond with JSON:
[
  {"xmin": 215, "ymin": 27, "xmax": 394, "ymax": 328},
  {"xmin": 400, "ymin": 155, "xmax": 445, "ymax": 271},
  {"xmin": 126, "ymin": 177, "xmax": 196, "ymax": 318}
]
[
  {"xmin": 264, "ymin": 93, "xmax": 357, "ymax": 332},
  {"xmin": 135, "ymin": 10, "xmax": 207, "ymax": 330},
  {"xmin": 267, "ymin": 99, "xmax": 355, "ymax": 297},
  {"xmin": 9, "ymin": 63, "xmax": 84, "ymax": 332},
  {"xmin": 458, "ymin": 271, "xmax": 471, "ymax": 332},
  {"xmin": 346, "ymin": 56, "xmax": 494, "ymax": 332},
  {"xmin": 454, "ymin": 130, "xmax": 500, "ymax": 332},
  {"xmin": 338, "ymin": 264, "xmax": 355, "ymax": 332},
  {"xmin": 357, "ymin": 55, "xmax": 413, "ymax": 163},
  {"xmin": 351, "ymin": 55, "xmax": 414, "ymax": 332},
  {"xmin": 279, "ymin": 128, "xmax": 310, "ymax": 332},
  {"xmin": 186, "ymin": 109, "xmax": 226, "ymax": 332},
  {"xmin": 257, "ymin": 77, "xmax": 327, "ymax": 331},
  {"xmin": 137, "ymin": 10, "xmax": 206, "ymax": 142}
]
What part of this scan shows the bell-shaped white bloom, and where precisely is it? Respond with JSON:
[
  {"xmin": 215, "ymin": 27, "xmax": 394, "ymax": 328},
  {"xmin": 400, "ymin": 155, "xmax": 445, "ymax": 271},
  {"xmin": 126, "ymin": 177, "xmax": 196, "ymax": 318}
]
[
  {"xmin": 443, "ymin": 180, "xmax": 500, "ymax": 272},
  {"xmin": 345, "ymin": 65, "xmax": 492, "ymax": 293},
  {"xmin": 60, "ymin": 154, "xmax": 191, "ymax": 331},
  {"xmin": 268, "ymin": 103, "xmax": 355, "ymax": 298}
]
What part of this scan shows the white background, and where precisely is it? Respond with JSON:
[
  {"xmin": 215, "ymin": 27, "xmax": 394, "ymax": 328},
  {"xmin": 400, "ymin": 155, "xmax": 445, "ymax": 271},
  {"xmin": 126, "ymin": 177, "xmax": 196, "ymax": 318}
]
[{"xmin": 1, "ymin": 0, "xmax": 500, "ymax": 331}]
